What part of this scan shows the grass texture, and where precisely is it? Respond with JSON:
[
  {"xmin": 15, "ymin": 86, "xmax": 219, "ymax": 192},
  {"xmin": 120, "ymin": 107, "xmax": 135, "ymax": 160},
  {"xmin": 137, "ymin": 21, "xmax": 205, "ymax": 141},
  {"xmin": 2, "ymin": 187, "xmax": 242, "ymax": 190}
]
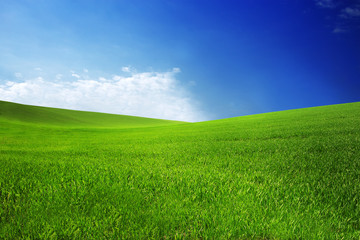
[{"xmin": 0, "ymin": 100, "xmax": 360, "ymax": 239}]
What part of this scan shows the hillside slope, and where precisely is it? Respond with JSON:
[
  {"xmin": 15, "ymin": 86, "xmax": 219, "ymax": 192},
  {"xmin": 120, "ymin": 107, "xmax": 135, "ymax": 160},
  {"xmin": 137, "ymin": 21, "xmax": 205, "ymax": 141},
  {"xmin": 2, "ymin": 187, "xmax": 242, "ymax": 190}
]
[
  {"xmin": 0, "ymin": 100, "xmax": 185, "ymax": 128},
  {"xmin": 192, "ymin": 101, "xmax": 360, "ymax": 135},
  {"xmin": 1, "ymin": 101, "xmax": 359, "ymax": 239}
]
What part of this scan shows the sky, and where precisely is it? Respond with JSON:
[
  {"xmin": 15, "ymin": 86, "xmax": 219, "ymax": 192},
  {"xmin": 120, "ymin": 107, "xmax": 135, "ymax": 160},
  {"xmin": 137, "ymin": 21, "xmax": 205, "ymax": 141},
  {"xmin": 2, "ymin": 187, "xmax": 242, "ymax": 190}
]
[{"xmin": 0, "ymin": 0, "xmax": 359, "ymax": 122}]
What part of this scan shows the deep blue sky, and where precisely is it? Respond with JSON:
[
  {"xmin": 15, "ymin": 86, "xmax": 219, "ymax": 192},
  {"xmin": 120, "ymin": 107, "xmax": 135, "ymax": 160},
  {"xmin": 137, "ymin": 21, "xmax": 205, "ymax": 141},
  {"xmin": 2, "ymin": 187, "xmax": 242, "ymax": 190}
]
[{"xmin": 0, "ymin": 0, "xmax": 359, "ymax": 121}]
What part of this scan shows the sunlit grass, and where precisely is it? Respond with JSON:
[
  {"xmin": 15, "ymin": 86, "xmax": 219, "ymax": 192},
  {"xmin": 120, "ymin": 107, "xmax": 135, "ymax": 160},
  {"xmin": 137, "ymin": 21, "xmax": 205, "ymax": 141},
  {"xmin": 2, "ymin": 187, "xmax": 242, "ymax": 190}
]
[{"xmin": 1, "ymin": 101, "xmax": 359, "ymax": 239}]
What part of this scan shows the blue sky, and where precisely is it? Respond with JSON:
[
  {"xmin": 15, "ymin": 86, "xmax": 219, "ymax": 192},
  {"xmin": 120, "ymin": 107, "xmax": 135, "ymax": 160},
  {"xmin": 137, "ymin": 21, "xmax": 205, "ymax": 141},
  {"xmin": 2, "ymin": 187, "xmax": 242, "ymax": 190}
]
[{"xmin": 0, "ymin": 0, "xmax": 359, "ymax": 121}]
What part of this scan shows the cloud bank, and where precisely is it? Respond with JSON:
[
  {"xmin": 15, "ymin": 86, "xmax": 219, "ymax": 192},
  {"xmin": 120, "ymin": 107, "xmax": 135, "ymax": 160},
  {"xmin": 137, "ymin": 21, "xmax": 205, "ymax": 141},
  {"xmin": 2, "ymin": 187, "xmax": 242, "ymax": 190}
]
[{"xmin": 0, "ymin": 68, "xmax": 207, "ymax": 122}]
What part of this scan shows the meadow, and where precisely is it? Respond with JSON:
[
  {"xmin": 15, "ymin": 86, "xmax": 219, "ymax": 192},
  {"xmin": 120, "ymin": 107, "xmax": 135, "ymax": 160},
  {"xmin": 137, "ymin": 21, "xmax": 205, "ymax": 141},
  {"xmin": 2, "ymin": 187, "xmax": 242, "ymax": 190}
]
[{"xmin": 1, "ymin": 100, "xmax": 360, "ymax": 239}]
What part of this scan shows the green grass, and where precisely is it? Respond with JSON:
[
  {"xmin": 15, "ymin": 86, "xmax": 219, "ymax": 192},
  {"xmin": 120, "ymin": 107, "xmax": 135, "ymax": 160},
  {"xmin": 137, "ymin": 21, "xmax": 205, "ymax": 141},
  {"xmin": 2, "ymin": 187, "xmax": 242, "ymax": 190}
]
[
  {"xmin": 0, "ymin": 100, "xmax": 184, "ymax": 128},
  {"xmin": 1, "ymin": 100, "xmax": 360, "ymax": 239}
]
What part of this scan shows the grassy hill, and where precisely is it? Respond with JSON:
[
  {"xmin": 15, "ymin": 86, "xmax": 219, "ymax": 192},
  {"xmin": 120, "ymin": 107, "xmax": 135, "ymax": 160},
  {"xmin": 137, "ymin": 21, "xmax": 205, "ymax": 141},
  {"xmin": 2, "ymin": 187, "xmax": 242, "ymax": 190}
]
[
  {"xmin": 0, "ymin": 100, "xmax": 184, "ymax": 128},
  {"xmin": 1, "ymin": 101, "xmax": 359, "ymax": 239}
]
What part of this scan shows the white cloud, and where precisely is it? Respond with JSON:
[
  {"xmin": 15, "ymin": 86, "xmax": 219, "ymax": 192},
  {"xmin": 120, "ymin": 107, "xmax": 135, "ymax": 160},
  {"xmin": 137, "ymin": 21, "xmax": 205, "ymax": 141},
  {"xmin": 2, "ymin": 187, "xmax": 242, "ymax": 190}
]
[
  {"xmin": 341, "ymin": 7, "xmax": 360, "ymax": 18},
  {"xmin": 71, "ymin": 73, "xmax": 81, "ymax": 79},
  {"xmin": 0, "ymin": 68, "xmax": 207, "ymax": 122},
  {"xmin": 333, "ymin": 27, "xmax": 347, "ymax": 33},
  {"xmin": 14, "ymin": 72, "xmax": 23, "ymax": 78},
  {"xmin": 315, "ymin": 0, "xmax": 360, "ymax": 33},
  {"xmin": 121, "ymin": 66, "xmax": 131, "ymax": 73},
  {"xmin": 315, "ymin": 0, "xmax": 335, "ymax": 8},
  {"xmin": 56, "ymin": 74, "xmax": 63, "ymax": 80},
  {"xmin": 172, "ymin": 67, "xmax": 181, "ymax": 73}
]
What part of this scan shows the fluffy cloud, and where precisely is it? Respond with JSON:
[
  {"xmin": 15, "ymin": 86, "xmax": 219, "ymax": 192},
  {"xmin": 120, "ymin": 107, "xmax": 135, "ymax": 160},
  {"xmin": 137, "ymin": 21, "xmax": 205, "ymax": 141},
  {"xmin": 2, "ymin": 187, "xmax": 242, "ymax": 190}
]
[{"xmin": 0, "ymin": 68, "xmax": 207, "ymax": 122}]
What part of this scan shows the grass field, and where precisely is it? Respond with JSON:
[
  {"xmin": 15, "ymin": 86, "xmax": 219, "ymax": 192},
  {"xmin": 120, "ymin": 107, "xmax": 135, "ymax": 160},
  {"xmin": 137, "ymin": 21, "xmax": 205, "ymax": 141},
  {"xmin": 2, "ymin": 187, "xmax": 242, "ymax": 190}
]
[{"xmin": 1, "ymin": 100, "xmax": 360, "ymax": 239}]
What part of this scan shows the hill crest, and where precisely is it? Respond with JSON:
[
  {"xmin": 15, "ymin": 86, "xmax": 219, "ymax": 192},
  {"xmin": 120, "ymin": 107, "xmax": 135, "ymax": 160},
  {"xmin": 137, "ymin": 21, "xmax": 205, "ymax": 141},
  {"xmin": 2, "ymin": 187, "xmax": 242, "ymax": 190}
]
[{"xmin": 0, "ymin": 100, "xmax": 185, "ymax": 128}]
